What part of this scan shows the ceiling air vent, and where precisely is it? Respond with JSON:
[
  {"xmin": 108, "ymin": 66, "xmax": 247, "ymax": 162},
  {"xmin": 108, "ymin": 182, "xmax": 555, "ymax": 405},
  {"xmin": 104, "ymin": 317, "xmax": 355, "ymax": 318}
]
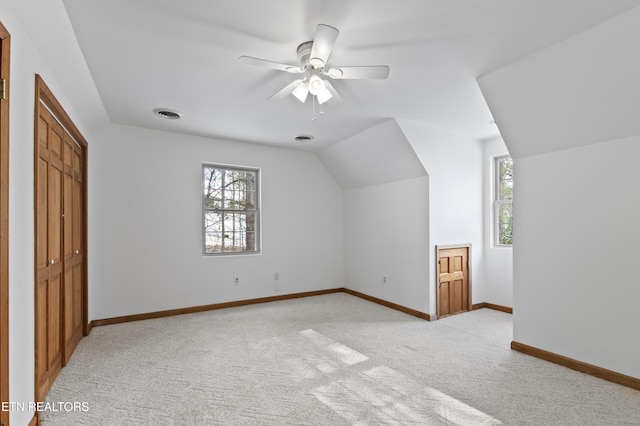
[
  {"xmin": 294, "ymin": 134, "xmax": 314, "ymax": 142},
  {"xmin": 153, "ymin": 108, "xmax": 182, "ymax": 120}
]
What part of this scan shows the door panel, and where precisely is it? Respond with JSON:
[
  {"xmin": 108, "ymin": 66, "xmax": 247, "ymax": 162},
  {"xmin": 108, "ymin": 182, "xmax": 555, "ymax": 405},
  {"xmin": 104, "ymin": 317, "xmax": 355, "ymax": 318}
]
[
  {"xmin": 35, "ymin": 278, "xmax": 48, "ymax": 397},
  {"xmin": 72, "ymin": 159, "xmax": 83, "ymax": 341},
  {"xmin": 35, "ymin": 76, "xmax": 88, "ymax": 402},
  {"xmin": 63, "ymin": 133, "xmax": 83, "ymax": 362},
  {"xmin": 35, "ymin": 108, "xmax": 65, "ymax": 400},
  {"xmin": 36, "ymin": 156, "xmax": 48, "ymax": 269},
  {"xmin": 437, "ymin": 246, "xmax": 470, "ymax": 319},
  {"xmin": 47, "ymin": 274, "xmax": 61, "ymax": 371}
]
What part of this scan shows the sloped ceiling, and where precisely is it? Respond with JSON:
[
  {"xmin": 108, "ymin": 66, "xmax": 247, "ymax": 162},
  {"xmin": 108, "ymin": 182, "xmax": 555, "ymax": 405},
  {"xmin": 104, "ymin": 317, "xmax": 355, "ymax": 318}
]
[
  {"xmin": 317, "ymin": 119, "xmax": 426, "ymax": 190},
  {"xmin": 6, "ymin": 0, "xmax": 639, "ymax": 152},
  {"xmin": 478, "ymin": 5, "xmax": 640, "ymax": 158},
  {"xmin": 41, "ymin": 0, "xmax": 640, "ymax": 152}
]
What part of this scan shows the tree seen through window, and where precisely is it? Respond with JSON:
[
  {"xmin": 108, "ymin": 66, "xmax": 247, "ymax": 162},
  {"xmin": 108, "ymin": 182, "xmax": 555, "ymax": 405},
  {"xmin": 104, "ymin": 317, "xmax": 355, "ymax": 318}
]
[
  {"xmin": 496, "ymin": 155, "xmax": 513, "ymax": 246},
  {"xmin": 203, "ymin": 165, "xmax": 259, "ymax": 255}
]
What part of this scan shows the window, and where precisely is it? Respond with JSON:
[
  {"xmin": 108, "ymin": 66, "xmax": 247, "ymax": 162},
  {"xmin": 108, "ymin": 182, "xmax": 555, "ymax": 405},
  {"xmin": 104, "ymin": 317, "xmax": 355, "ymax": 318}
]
[
  {"xmin": 495, "ymin": 155, "xmax": 513, "ymax": 246},
  {"xmin": 203, "ymin": 164, "xmax": 260, "ymax": 255}
]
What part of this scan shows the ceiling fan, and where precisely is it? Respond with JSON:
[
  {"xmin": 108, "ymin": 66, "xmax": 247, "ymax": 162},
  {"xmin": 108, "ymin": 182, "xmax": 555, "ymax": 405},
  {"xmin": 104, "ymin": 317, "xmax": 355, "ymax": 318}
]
[{"xmin": 239, "ymin": 24, "xmax": 390, "ymax": 106}]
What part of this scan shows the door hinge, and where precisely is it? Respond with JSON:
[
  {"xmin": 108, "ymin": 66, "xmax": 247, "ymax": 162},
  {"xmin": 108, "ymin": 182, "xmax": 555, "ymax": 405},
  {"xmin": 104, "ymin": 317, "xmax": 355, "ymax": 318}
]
[{"xmin": 1, "ymin": 78, "xmax": 6, "ymax": 101}]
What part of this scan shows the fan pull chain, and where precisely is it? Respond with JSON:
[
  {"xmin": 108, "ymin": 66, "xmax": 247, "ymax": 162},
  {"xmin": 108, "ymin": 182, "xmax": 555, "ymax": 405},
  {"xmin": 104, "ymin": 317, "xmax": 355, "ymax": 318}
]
[
  {"xmin": 311, "ymin": 95, "xmax": 317, "ymax": 121},
  {"xmin": 311, "ymin": 95, "xmax": 326, "ymax": 121}
]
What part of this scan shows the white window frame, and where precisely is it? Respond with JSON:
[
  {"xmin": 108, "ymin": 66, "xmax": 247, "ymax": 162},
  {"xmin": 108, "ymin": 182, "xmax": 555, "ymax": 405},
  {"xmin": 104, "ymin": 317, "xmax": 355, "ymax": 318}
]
[
  {"xmin": 494, "ymin": 155, "xmax": 513, "ymax": 247},
  {"xmin": 202, "ymin": 163, "xmax": 261, "ymax": 256}
]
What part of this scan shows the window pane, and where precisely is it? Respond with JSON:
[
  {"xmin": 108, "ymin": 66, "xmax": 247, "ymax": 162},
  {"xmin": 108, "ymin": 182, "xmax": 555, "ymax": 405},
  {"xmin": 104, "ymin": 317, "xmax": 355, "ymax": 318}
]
[
  {"xmin": 222, "ymin": 231, "xmax": 248, "ymax": 252},
  {"xmin": 205, "ymin": 232, "xmax": 223, "ymax": 254},
  {"xmin": 222, "ymin": 212, "xmax": 256, "ymax": 251},
  {"xmin": 497, "ymin": 202, "xmax": 513, "ymax": 245},
  {"xmin": 204, "ymin": 211, "xmax": 222, "ymax": 232},
  {"xmin": 203, "ymin": 164, "xmax": 259, "ymax": 255},
  {"xmin": 494, "ymin": 155, "xmax": 513, "ymax": 247},
  {"xmin": 203, "ymin": 168, "xmax": 223, "ymax": 209},
  {"xmin": 498, "ymin": 157, "xmax": 513, "ymax": 201},
  {"xmin": 204, "ymin": 211, "xmax": 223, "ymax": 253}
]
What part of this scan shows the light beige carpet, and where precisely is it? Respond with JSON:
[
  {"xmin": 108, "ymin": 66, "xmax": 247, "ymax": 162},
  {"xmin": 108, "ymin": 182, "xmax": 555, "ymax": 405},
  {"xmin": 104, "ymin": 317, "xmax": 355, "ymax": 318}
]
[{"xmin": 42, "ymin": 293, "xmax": 640, "ymax": 425}]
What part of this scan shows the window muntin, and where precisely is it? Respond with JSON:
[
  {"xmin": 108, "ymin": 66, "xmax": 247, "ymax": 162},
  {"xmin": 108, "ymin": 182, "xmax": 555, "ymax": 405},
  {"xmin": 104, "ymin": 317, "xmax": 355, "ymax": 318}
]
[
  {"xmin": 203, "ymin": 164, "xmax": 260, "ymax": 255},
  {"xmin": 495, "ymin": 155, "xmax": 513, "ymax": 246}
]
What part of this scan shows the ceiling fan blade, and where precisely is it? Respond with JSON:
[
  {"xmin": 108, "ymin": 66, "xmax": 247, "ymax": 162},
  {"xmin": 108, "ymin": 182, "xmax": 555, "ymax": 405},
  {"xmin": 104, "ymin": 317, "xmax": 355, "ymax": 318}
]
[
  {"xmin": 324, "ymin": 80, "xmax": 343, "ymax": 105},
  {"xmin": 325, "ymin": 65, "xmax": 390, "ymax": 80},
  {"xmin": 309, "ymin": 24, "xmax": 339, "ymax": 68},
  {"xmin": 267, "ymin": 79, "xmax": 306, "ymax": 102},
  {"xmin": 239, "ymin": 56, "xmax": 303, "ymax": 73}
]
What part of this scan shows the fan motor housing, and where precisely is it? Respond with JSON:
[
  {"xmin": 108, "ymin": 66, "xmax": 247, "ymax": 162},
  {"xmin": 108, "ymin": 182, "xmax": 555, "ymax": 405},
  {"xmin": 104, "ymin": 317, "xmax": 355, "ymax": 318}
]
[{"xmin": 296, "ymin": 41, "xmax": 313, "ymax": 68}]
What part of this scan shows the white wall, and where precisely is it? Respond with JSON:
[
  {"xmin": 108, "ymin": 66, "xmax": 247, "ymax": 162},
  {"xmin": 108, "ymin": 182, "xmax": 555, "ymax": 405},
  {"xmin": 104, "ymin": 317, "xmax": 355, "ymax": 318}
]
[
  {"xmin": 482, "ymin": 136, "xmax": 513, "ymax": 308},
  {"xmin": 479, "ymin": 5, "xmax": 640, "ymax": 378},
  {"xmin": 323, "ymin": 119, "xmax": 494, "ymax": 318},
  {"xmin": 318, "ymin": 119, "xmax": 430, "ymax": 314},
  {"xmin": 343, "ymin": 177, "xmax": 430, "ymax": 313},
  {"xmin": 398, "ymin": 121, "xmax": 484, "ymax": 314},
  {"xmin": 4, "ymin": 19, "xmax": 37, "ymax": 426},
  {"xmin": 0, "ymin": 0, "xmax": 109, "ymax": 424},
  {"xmin": 515, "ymin": 136, "xmax": 640, "ymax": 378},
  {"xmin": 89, "ymin": 124, "xmax": 344, "ymax": 320}
]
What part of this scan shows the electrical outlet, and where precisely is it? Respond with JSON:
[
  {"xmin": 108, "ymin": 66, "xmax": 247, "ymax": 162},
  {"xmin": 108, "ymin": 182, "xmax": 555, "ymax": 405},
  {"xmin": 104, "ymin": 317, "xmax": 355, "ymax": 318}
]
[
  {"xmin": 274, "ymin": 272, "xmax": 279, "ymax": 280},
  {"xmin": 383, "ymin": 276, "xmax": 388, "ymax": 284},
  {"xmin": 234, "ymin": 277, "xmax": 239, "ymax": 285}
]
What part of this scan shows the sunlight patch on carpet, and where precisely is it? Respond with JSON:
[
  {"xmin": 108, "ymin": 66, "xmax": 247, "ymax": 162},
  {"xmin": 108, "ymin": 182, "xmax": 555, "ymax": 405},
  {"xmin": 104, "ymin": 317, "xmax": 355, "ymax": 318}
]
[
  {"xmin": 299, "ymin": 329, "xmax": 369, "ymax": 366},
  {"xmin": 295, "ymin": 331, "xmax": 502, "ymax": 425}
]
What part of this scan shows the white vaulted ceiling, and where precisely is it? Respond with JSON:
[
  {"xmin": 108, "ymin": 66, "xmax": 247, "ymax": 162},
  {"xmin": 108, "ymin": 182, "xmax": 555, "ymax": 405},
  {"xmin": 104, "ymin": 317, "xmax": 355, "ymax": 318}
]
[{"xmin": 17, "ymin": 0, "xmax": 640, "ymax": 151}]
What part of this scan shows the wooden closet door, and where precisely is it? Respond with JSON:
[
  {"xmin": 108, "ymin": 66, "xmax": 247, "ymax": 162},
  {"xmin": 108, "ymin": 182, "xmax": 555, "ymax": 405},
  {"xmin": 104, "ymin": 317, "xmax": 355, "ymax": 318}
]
[
  {"xmin": 35, "ymin": 108, "xmax": 64, "ymax": 400},
  {"xmin": 35, "ymin": 75, "xmax": 89, "ymax": 403},
  {"xmin": 62, "ymin": 132, "xmax": 83, "ymax": 363},
  {"xmin": 436, "ymin": 245, "xmax": 470, "ymax": 319}
]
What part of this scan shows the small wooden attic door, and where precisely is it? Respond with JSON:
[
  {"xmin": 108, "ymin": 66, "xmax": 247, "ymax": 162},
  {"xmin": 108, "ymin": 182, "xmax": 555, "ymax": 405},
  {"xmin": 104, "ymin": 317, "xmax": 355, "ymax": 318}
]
[{"xmin": 436, "ymin": 244, "xmax": 471, "ymax": 319}]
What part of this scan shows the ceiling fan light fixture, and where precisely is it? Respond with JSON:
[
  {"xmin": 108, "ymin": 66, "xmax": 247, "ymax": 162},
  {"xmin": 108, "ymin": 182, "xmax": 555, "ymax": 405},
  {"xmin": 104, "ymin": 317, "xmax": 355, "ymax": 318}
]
[
  {"xmin": 292, "ymin": 84, "xmax": 309, "ymax": 103},
  {"xmin": 308, "ymin": 75, "xmax": 324, "ymax": 95},
  {"xmin": 240, "ymin": 24, "xmax": 387, "ymax": 111},
  {"xmin": 316, "ymin": 83, "xmax": 333, "ymax": 105}
]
